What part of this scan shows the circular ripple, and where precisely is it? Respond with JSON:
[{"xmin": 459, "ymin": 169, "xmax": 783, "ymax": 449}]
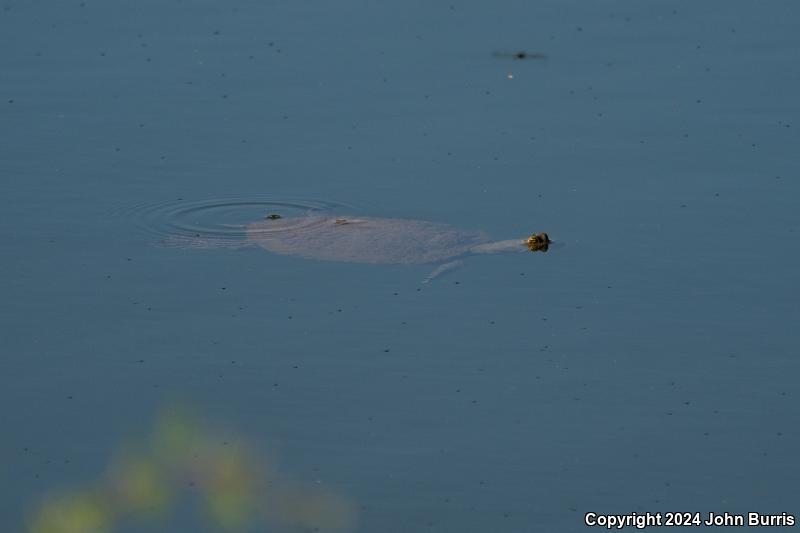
[{"xmin": 122, "ymin": 195, "xmax": 354, "ymax": 244}]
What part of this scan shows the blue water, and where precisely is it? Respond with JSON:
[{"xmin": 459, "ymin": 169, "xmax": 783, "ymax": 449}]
[{"xmin": 2, "ymin": 1, "xmax": 798, "ymax": 532}]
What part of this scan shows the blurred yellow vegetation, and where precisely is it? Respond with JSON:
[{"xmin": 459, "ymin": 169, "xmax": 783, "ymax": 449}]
[
  {"xmin": 107, "ymin": 451, "xmax": 172, "ymax": 517},
  {"xmin": 29, "ymin": 490, "xmax": 112, "ymax": 533},
  {"xmin": 26, "ymin": 407, "xmax": 358, "ymax": 533}
]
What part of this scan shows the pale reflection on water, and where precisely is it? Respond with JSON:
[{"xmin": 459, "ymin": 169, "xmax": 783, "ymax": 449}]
[{"xmin": 27, "ymin": 407, "xmax": 358, "ymax": 533}]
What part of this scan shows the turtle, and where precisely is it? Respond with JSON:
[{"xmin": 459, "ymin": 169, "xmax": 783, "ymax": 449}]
[
  {"xmin": 166, "ymin": 212, "xmax": 551, "ymax": 282},
  {"xmin": 242, "ymin": 214, "xmax": 551, "ymax": 282}
]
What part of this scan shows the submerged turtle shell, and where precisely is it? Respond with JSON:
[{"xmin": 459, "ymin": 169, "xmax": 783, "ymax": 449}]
[{"xmin": 246, "ymin": 215, "xmax": 491, "ymax": 264}]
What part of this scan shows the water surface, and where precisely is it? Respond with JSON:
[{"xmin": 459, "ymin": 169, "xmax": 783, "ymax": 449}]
[{"xmin": 2, "ymin": 1, "xmax": 798, "ymax": 531}]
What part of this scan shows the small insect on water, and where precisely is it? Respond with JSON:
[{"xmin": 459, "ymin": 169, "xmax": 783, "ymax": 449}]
[{"xmin": 492, "ymin": 50, "xmax": 547, "ymax": 61}]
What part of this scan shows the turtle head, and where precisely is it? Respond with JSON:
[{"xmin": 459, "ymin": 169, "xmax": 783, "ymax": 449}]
[{"xmin": 526, "ymin": 232, "xmax": 551, "ymax": 252}]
